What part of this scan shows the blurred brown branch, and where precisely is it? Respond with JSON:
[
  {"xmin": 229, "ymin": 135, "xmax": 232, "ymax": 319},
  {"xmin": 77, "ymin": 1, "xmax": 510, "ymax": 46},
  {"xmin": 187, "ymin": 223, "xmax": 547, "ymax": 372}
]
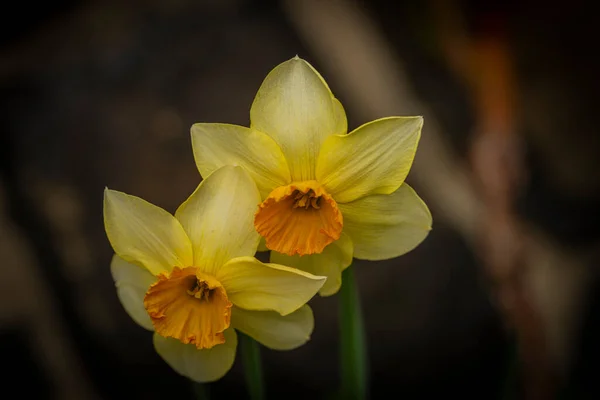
[{"xmin": 282, "ymin": 1, "xmax": 594, "ymax": 398}]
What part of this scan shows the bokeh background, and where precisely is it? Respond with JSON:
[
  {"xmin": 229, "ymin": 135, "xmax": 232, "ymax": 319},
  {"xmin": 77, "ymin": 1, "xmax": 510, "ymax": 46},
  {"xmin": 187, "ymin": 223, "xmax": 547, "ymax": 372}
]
[{"xmin": 2, "ymin": 0, "xmax": 599, "ymax": 399}]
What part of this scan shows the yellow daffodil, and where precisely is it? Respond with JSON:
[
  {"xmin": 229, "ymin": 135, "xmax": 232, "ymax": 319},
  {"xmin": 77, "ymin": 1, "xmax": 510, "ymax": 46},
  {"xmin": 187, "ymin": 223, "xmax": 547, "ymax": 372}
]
[
  {"xmin": 103, "ymin": 165, "xmax": 326, "ymax": 382},
  {"xmin": 191, "ymin": 56, "xmax": 432, "ymax": 296}
]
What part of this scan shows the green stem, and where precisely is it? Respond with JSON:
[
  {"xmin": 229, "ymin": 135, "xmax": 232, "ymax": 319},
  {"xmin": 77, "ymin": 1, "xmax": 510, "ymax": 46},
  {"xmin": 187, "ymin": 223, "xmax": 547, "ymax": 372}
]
[
  {"xmin": 240, "ymin": 332, "xmax": 265, "ymax": 400},
  {"xmin": 339, "ymin": 265, "xmax": 368, "ymax": 400},
  {"xmin": 191, "ymin": 382, "xmax": 210, "ymax": 400}
]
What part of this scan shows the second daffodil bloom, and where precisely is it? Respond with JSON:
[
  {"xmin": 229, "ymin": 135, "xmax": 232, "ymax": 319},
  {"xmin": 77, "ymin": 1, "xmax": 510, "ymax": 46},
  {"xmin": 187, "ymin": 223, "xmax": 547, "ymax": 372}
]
[
  {"xmin": 103, "ymin": 166, "xmax": 326, "ymax": 382},
  {"xmin": 192, "ymin": 56, "xmax": 433, "ymax": 296}
]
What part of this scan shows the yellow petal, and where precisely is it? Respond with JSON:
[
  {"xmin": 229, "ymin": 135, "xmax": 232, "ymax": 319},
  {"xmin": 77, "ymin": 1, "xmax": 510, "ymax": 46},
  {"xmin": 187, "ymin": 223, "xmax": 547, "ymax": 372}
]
[
  {"xmin": 332, "ymin": 98, "xmax": 348, "ymax": 135},
  {"xmin": 270, "ymin": 232, "xmax": 353, "ymax": 296},
  {"xmin": 103, "ymin": 188, "xmax": 193, "ymax": 275},
  {"xmin": 231, "ymin": 305, "xmax": 314, "ymax": 350},
  {"xmin": 110, "ymin": 254, "xmax": 156, "ymax": 331},
  {"xmin": 317, "ymin": 117, "xmax": 423, "ymax": 203},
  {"xmin": 338, "ymin": 184, "xmax": 432, "ymax": 260},
  {"xmin": 191, "ymin": 123, "xmax": 291, "ymax": 199},
  {"xmin": 250, "ymin": 56, "xmax": 339, "ymax": 181},
  {"xmin": 175, "ymin": 166, "xmax": 261, "ymax": 275},
  {"xmin": 216, "ymin": 256, "xmax": 326, "ymax": 315},
  {"xmin": 153, "ymin": 328, "xmax": 237, "ymax": 383}
]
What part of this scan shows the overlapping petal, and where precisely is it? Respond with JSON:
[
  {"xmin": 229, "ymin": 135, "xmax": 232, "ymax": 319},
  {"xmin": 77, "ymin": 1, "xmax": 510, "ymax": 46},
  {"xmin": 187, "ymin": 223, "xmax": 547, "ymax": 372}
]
[
  {"xmin": 216, "ymin": 256, "xmax": 325, "ymax": 315},
  {"xmin": 191, "ymin": 123, "xmax": 291, "ymax": 199},
  {"xmin": 338, "ymin": 184, "xmax": 432, "ymax": 260},
  {"xmin": 332, "ymin": 98, "xmax": 348, "ymax": 135},
  {"xmin": 175, "ymin": 166, "xmax": 261, "ymax": 275},
  {"xmin": 317, "ymin": 117, "xmax": 423, "ymax": 203},
  {"xmin": 110, "ymin": 254, "xmax": 156, "ymax": 331},
  {"xmin": 231, "ymin": 305, "xmax": 314, "ymax": 350},
  {"xmin": 153, "ymin": 328, "xmax": 237, "ymax": 383},
  {"xmin": 103, "ymin": 188, "xmax": 193, "ymax": 275},
  {"xmin": 270, "ymin": 233, "xmax": 353, "ymax": 296}
]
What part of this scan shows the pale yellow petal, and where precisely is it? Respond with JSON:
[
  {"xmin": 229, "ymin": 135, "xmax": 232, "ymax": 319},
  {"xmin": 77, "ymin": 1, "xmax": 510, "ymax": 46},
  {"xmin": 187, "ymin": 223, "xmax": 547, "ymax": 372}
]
[
  {"xmin": 175, "ymin": 166, "xmax": 261, "ymax": 275},
  {"xmin": 250, "ymin": 56, "xmax": 338, "ymax": 181},
  {"xmin": 216, "ymin": 256, "xmax": 325, "ymax": 315},
  {"xmin": 110, "ymin": 254, "xmax": 156, "ymax": 331},
  {"xmin": 338, "ymin": 183, "xmax": 432, "ymax": 260},
  {"xmin": 257, "ymin": 236, "xmax": 268, "ymax": 253},
  {"xmin": 103, "ymin": 188, "xmax": 193, "ymax": 275},
  {"xmin": 317, "ymin": 117, "xmax": 423, "ymax": 203},
  {"xmin": 301, "ymin": 59, "xmax": 347, "ymax": 135},
  {"xmin": 191, "ymin": 123, "xmax": 291, "ymax": 199},
  {"xmin": 153, "ymin": 328, "xmax": 237, "ymax": 383},
  {"xmin": 270, "ymin": 232, "xmax": 353, "ymax": 296},
  {"xmin": 332, "ymin": 98, "xmax": 348, "ymax": 135},
  {"xmin": 231, "ymin": 305, "xmax": 314, "ymax": 350}
]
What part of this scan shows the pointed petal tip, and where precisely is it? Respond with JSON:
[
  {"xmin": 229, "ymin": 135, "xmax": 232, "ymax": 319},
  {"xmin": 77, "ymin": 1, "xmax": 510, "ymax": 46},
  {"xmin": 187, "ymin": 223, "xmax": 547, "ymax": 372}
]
[
  {"xmin": 308, "ymin": 273, "xmax": 329, "ymax": 285},
  {"xmin": 103, "ymin": 187, "xmax": 123, "ymax": 200},
  {"xmin": 407, "ymin": 115, "xmax": 424, "ymax": 131},
  {"xmin": 103, "ymin": 189, "xmax": 132, "ymax": 211},
  {"xmin": 103, "ymin": 187, "xmax": 115, "ymax": 205},
  {"xmin": 282, "ymin": 55, "xmax": 313, "ymax": 71},
  {"xmin": 190, "ymin": 122, "xmax": 210, "ymax": 132}
]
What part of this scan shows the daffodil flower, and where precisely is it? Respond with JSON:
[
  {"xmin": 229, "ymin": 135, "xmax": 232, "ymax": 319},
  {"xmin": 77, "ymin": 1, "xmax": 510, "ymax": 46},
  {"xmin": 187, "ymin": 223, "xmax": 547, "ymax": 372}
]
[
  {"xmin": 191, "ymin": 57, "xmax": 432, "ymax": 296},
  {"xmin": 103, "ymin": 166, "xmax": 326, "ymax": 382}
]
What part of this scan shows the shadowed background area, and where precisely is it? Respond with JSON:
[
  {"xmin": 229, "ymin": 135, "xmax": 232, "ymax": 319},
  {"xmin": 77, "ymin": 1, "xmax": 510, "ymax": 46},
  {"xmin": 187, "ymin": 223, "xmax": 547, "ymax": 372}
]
[{"xmin": 1, "ymin": 0, "xmax": 599, "ymax": 399}]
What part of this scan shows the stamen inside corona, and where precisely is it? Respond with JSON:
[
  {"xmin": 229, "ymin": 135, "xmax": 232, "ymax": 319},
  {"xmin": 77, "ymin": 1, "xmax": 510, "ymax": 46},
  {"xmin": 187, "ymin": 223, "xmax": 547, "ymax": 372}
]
[
  {"xmin": 254, "ymin": 181, "xmax": 343, "ymax": 256},
  {"xmin": 144, "ymin": 267, "xmax": 231, "ymax": 349}
]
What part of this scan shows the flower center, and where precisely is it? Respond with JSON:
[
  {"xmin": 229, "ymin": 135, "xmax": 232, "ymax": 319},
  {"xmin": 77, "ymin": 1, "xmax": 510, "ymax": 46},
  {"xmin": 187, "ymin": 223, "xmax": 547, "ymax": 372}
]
[
  {"xmin": 293, "ymin": 189, "xmax": 322, "ymax": 210},
  {"xmin": 254, "ymin": 180, "xmax": 343, "ymax": 256},
  {"xmin": 144, "ymin": 267, "xmax": 231, "ymax": 349}
]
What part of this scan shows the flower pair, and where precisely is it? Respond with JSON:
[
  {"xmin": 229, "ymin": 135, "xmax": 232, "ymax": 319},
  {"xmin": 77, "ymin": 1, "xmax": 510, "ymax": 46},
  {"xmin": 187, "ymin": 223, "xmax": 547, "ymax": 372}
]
[{"xmin": 104, "ymin": 56, "xmax": 432, "ymax": 383}]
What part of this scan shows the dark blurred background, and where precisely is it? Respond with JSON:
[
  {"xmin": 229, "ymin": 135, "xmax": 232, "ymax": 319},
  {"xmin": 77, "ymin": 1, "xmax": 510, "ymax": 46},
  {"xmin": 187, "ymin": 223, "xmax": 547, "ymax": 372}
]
[{"xmin": 1, "ymin": 0, "xmax": 599, "ymax": 399}]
